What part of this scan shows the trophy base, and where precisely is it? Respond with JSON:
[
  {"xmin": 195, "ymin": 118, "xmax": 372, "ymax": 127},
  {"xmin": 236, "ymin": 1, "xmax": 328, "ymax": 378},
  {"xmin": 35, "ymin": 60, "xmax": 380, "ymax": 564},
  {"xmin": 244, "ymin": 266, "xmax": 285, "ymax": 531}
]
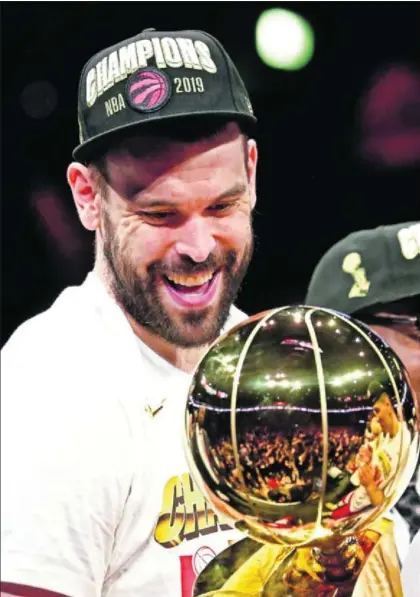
[
  {"xmin": 193, "ymin": 517, "xmax": 403, "ymax": 597},
  {"xmin": 281, "ymin": 536, "xmax": 368, "ymax": 597},
  {"xmin": 277, "ymin": 518, "xmax": 402, "ymax": 597}
]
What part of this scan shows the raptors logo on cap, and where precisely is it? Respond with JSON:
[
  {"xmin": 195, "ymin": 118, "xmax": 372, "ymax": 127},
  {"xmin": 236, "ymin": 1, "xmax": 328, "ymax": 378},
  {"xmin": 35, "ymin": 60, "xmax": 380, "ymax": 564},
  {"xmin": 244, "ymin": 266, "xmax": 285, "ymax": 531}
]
[{"xmin": 126, "ymin": 67, "xmax": 171, "ymax": 113}]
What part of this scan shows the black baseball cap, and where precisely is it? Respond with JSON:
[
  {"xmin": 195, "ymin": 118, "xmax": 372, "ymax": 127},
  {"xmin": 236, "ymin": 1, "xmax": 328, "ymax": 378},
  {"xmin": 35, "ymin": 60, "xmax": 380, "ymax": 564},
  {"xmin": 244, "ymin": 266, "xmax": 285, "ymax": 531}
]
[
  {"xmin": 73, "ymin": 28, "xmax": 256, "ymax": 163},
  {"xmin": 305, "ymin": 222, "xmax": 420, "ymax": 314}
]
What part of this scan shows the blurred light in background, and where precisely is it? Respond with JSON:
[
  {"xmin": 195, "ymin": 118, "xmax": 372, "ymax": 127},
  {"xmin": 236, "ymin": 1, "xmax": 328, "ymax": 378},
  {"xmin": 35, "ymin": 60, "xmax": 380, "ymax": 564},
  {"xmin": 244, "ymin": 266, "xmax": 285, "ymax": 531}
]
[
  {"xmin": 20, "ymin": 81, "xmax": 58, "ymax": 119},
  {"xmin": 359, "ymin": 65, "xmax": 420, "ymax": 167},
  {"xmin": 255, "ymin": 8, "xmax": 314, "ymax": 71},
  {"xmin": 30, "ymin": 187, "xmax": 88, "ymax": 271}
]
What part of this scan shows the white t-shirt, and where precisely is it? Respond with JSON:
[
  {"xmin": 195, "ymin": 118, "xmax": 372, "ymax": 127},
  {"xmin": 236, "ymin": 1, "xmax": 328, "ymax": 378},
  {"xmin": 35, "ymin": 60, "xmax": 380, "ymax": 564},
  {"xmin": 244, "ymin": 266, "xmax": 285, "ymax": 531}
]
[
  {"xmin": 402, "ymin": 529, "xmax": 420, "ymax": 597},
  {"xmin": 1, "ymin": 272, "xmax": 247, "ymax": 597}
]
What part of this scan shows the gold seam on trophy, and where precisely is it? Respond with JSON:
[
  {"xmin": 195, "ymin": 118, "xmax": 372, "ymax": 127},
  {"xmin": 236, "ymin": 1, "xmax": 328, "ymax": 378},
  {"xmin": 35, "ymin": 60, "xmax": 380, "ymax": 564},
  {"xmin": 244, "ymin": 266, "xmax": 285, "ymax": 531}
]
[
  {"xmin": 230, "ymin": 307, "xmax": 291, "ymax": 494},
  {"xmin": 230, "ymin": 307, "xmax": 279, "ymax": 490},
  {"xmin": 305, "ymin": 308, "xmax": 330, "ymax": 538}
]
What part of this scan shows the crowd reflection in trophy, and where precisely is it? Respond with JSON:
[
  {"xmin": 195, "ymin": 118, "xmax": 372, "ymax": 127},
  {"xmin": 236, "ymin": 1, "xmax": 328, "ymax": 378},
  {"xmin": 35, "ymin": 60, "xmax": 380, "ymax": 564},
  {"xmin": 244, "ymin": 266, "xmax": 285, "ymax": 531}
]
[{"xmin": 196, "ymin": 377, "xmax": 415, "ymax": 534}]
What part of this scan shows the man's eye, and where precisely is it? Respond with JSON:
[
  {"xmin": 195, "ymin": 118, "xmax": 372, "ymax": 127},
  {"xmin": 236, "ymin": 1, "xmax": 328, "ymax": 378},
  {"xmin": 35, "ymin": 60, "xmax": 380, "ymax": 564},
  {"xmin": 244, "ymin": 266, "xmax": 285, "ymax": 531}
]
[
  {"xmin": 208, "ymin": 203, "xmax": 232, "ymax": 213},
  {"xmin": 141, "ymin": 211, "xmax": 175, "ymax": 220}
]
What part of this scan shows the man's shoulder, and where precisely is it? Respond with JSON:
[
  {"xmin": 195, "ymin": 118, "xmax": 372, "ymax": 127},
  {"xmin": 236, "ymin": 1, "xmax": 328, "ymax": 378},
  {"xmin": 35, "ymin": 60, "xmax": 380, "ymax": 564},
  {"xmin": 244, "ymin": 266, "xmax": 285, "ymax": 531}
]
[
  {"xmin": 1, "ymin": 276, "xmax": 144, "ymax": 433},
  {"xmin": 2, "ymin": 282, "xmax": 94, "ymax": 361}
]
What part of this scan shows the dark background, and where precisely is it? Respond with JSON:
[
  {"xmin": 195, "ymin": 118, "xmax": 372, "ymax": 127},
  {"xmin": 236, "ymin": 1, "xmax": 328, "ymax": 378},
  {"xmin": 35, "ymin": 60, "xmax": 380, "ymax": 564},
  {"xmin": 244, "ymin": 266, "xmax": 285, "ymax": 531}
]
[{"xmin": 2, "ymin": 2, "xmax": 420, "ymax": 347}]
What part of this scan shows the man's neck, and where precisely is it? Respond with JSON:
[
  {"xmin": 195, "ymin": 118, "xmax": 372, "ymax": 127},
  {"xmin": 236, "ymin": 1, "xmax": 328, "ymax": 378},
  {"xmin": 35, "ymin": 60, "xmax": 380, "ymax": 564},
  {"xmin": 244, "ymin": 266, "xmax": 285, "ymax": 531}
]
[{"xmin": 127, "ymin": 314, "xmax": 209, "ymax": 374}]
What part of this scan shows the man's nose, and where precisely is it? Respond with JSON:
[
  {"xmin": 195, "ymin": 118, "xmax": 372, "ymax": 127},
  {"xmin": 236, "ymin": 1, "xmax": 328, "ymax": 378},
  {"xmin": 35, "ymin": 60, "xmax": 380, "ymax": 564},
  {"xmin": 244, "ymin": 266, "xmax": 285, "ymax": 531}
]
[{"xmin": 173, "ymin": 217, "xmax": 216, "ymax": 263}]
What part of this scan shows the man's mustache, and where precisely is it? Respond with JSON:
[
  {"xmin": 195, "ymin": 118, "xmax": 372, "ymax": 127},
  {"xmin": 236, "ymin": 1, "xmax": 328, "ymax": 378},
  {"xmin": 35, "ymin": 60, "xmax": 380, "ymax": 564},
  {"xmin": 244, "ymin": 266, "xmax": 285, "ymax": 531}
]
[{"xmin": 148, "ymin": 251, "xmax": 237, "ymax": 277}]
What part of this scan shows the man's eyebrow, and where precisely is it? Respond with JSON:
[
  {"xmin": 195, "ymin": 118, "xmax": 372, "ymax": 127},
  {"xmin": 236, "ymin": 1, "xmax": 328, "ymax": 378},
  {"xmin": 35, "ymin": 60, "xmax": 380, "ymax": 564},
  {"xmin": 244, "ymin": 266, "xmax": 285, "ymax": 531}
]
[
  {"xmin": 213, "ymin": 182, "xmax": 248, "ymax": 202},
  {"xmin": 135, "ymin": 182, "xmax": 248, "ymax": 208}
]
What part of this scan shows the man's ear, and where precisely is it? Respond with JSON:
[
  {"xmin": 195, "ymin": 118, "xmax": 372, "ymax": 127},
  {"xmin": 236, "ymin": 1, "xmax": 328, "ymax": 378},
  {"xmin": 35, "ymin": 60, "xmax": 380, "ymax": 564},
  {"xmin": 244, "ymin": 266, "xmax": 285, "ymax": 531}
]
[
  {"xmin": 247, "ymin": 139, "xmax": 258, "ymax": 210},
  {"xmin": 66, "ymin": 162, "xmax": 101, "ymax": 231}
]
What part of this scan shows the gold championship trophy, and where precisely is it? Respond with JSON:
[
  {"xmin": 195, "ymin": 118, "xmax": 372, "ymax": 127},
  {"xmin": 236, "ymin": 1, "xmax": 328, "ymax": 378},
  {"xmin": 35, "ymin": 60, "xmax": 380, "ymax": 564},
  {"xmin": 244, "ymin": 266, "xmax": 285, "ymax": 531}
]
[{"xmin": 185, "ymin": 306, "xmax": 419, "ymax": 597}]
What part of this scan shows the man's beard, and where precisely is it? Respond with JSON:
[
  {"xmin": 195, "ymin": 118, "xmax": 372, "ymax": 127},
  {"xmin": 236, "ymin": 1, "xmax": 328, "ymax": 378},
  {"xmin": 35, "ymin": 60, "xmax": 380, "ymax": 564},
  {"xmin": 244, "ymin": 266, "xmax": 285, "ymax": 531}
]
[{"xmin": 102, "ymin": 211, "xmax": 253, "ymax": 348}]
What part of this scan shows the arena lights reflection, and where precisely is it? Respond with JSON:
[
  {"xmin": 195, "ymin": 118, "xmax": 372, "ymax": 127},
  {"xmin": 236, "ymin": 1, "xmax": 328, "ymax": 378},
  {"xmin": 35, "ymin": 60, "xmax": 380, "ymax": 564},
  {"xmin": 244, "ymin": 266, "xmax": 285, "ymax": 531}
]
[
  {"xmin": 200, "ymin": 375, "xmax": 229, "ymax": 398},
  {"xmin": 264, "ymin": 379, "xmax": 297, "ymax": 389},
  {"xmin": 293, "ymin": 310, "xmax": 303, "ymax": 323},
  {"xmin": 189, "ymin": 397, "xmax": 373, "ymax": 414},
  {"xmin": 261, "ymin": 319, "xmax": 277, "ymax": 328},
  {"xmin": 196, "ymin": 378, "xmax": 409, "ymax": 408},
  {"xmin": 330, "ymin": 370, "xmax": 370, "ymax": 386},
  {"xmin": 204, "ymin": 370, "xmax": 376, "ymax": 391},
  {"xmin": 281, "ymin": 338, "xmax": 319, "ymax": 352}
]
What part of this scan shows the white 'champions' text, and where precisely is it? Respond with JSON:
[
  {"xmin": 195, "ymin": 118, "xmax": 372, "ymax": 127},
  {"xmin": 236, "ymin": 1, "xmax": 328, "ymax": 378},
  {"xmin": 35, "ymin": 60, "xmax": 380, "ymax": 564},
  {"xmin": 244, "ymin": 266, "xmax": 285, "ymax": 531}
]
[{"xmin": 86, "ymin": 37, "xmax": 218, "ymax": 107}]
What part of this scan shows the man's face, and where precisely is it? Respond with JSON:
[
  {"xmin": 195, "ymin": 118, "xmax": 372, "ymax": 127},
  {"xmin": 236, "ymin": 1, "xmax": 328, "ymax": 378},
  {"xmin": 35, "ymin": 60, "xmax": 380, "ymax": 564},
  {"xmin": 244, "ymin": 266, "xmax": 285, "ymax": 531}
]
[
  {"xmin": 370, "ymin": 416, "xmax": 382, "ymax": 436},
  {"xmin": 97, "ymin": 123, "xmax": 256, "ymax": 348},
  {"xmin": 372, "ymin": 396, "xmax": 394, "ymax": 432},
  {"xmin": 370, "ymin": 322, "xmax": 420, "ymax": 400}
]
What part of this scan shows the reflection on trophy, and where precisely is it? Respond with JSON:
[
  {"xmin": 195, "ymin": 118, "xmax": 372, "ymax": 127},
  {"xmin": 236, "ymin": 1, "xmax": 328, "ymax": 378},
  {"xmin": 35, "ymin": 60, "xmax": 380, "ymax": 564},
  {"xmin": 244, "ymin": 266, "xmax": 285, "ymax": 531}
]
[{"xmin": 184, "ymin": 306, "xmax": 419, "ymax": 597}]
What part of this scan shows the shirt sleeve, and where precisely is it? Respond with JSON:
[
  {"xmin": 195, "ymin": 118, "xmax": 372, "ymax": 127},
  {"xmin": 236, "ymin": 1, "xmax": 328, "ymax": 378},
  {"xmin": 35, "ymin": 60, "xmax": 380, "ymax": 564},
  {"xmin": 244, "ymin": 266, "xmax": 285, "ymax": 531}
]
[{"xmin": 1, "ymin": 335, "xmax": 134, "ymax": 597}]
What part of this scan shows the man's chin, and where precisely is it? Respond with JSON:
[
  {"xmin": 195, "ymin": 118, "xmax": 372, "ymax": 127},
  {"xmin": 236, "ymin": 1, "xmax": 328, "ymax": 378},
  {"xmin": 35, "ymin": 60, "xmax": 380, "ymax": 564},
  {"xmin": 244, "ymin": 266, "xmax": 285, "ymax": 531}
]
[
  {"xmin": 170, "ymin": 311, "xmax": 223, "ymax": 348},
  {"xmin": 153, "ymin": 278, "xmax": 237, "ymax": 347}
]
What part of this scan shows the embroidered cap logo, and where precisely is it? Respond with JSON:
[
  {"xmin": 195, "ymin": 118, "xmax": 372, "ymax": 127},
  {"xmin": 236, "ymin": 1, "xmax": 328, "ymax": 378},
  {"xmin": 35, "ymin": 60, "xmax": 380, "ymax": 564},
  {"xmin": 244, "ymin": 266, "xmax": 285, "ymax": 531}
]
[
  {"xmin": 342, "ymin": 252, "xmax": 371, "ymax": 298},
  {"xmin": 126, "ymin": 67, "xmax": 172, "ymax": 113}
]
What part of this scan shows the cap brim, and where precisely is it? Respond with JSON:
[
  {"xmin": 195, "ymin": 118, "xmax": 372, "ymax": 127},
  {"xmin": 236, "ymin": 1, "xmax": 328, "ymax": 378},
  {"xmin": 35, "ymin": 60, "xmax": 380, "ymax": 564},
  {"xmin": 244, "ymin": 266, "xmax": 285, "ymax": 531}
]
[{"xmin": 72, "ymin": 111, "xmax": 257, "ymax": 163}]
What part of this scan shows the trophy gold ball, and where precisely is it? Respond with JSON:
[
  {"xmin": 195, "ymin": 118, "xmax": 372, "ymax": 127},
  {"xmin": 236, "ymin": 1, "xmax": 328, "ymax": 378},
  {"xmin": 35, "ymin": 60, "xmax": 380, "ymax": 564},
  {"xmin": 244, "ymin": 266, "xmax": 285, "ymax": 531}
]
[{"xmin": 185, "ymin": 306, "xmax": 419, "ymax": 550}]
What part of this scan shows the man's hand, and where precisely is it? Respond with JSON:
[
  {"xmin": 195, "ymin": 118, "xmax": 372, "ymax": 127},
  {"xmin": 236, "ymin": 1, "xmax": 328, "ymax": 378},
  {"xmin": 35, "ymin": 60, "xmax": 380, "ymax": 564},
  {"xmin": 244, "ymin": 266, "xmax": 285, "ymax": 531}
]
[
  {"xmin": 359, "ymin": 464, "xmax": 375, "ymax": 487},
  {"xmin": 358, "ymin": 465, "xmax": 384, "ymax": 506}
]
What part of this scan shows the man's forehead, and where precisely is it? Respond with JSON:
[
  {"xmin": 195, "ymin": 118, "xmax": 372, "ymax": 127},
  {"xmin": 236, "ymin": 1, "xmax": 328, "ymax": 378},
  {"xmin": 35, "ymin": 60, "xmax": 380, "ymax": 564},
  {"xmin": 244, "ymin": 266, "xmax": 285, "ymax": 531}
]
[
  {"xmin": 110, "ymin": 134, "xmax": 182, "ymax": 162},
  {"xmin": 105, "ymin": 126, "xmax": 247, "ymax": 187},
  {"xmin": 107, "ymin": 121, "xmax": 244, "ymax": 162}
]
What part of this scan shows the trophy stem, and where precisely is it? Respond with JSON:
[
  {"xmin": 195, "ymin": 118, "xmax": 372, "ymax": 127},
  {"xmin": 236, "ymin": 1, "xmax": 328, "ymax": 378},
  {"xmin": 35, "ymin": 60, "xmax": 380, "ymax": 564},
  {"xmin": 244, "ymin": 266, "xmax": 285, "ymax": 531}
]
[
  {"xmin": 310, "ymin": 536, "xmax": 364, "ymax": 596},
  {"xmin": 279, "ymin": 536, "xmax": 364, "ymax": 597}
]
